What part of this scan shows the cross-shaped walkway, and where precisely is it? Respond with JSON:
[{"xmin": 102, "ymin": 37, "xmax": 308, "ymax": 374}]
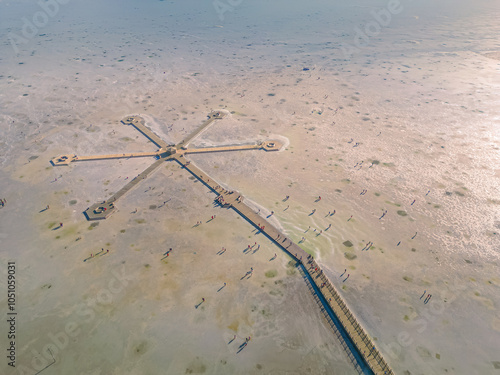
[{"xmin": 50, "ymin": 111, "xmax": 393, "ymax": 374}]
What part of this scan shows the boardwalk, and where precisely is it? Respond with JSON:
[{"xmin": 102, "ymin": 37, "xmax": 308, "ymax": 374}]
[
  {"xmin": 174, "ymin": 156, "xmax": 394, "ymax": 375},
  {"xmin": 76, "ymin": 152, "xmax": 161, "ymax": 161},
  {"xmin": 51, "ymin": 141, "xmax": 281, "ymax": 167},
  {"xmin": 50, "ymin": 111, "xmax": 394, "ymax": 374},
  {"xmin": 184, "ymin": 141, "xmax": 281, "ymax": 155},
  {"xmin": 84, "ymin": 159, "xmax": 166, "ymax": 220},
  {"xmin": 122, "ymin": 116, "xmax": 170, "ymax": 149},
  {"xmin": 53, "ymin": 112, "xmax": 280, "ymax": 220},
  {"xmin": 180, "ymin": 111, "xmax": 225, "ymax": 147},
  {"xmin": 51, "ymin": 152, "xmax": 162, "ymax": 166}
]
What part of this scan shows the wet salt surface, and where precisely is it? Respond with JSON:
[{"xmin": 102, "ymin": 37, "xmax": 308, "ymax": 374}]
[{"xmin": 1, "ymin": 0, "xmax": 499, "ymax": 374}]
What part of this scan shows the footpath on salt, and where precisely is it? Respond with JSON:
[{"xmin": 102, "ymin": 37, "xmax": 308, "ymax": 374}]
[{"xmin": 1, "ymin": 1, "xmax": 499, "ymax": 373}]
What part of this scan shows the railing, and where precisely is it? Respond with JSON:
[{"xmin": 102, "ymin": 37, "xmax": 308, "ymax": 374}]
[
  {"xmin": 306, "ymin": 259, "xmax": 394, "ymax": 375},
  {"xmin": 301, "ymin": 267, "xmax": 364, "ymax": 374},
  {"xmin": 175, "ymin": 154, "xmax": 395, "ymax": 374}
]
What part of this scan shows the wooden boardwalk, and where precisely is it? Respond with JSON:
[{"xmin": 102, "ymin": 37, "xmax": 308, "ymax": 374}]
[
  {"xmin": 51, "ymin": 141, "xmax": 282, "ymax": 167},
  {"xmin": 57, "ymin": 113, "xmax": 281, "ymax": 221},
  {"xmin": 184, "ymin": 141, "xmax": 282, "ymax": 155},
  {"xmin": 174, "ymin": 156, "xmax": 394, "ymax": 375},
  {"xmin": 185, "ymin": 144, "xmax": 261, "ymax": 154},
  {"xmin": 51, "ymin": 152, "xmax": 163, "ymax": 166},
  {"xmin": 84, "ymin": 159, "xmax": 166, "ymax": 220},
  {"xmin": 110, "ymin": 159, "xmax": 165, "ymax": 203},
  {"xmin": 50, "ymin": 111, "xmax": 394, "ymax": 374},
  {"xmin": 80, "ymin": 117, "xmax": 177, "ymax": 220},
  {"xmin": 180, "ymin": 111, "xmax": 225, "ymax": 147},
  {"xmin": 75, "ymin": 152, "xmax": 160, "ymax": 161},
  {"xmin": 122, "ymin": 116, "xmax": 170, "ymax": 149}
]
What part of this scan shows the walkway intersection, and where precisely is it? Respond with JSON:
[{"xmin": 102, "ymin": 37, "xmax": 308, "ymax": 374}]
[{"xmin": 50, "ymin": 111, "xmax": 394, "ymax": 375}]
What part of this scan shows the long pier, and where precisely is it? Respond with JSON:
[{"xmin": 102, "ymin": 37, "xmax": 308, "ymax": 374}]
[
  {"xmin": 174, "ymin": 156, "xmax": 394, "ymax": 375},
  {"xmin": 122, "ymin": 116, "xmax": 170, "ymax": 149},
  {"xmin": 83, "ymin": 159, "xmax": 166, "ymax": 220},
  {"xmin": 49, "ymin": 111, "xmax": 395, "ymax": 374},
  {"xmin": 180, "ymin": 111, "xmax": 225, "ymax": 147},
  {"xmin": 184, "ymin": 141, "xmax": 281, "ymax": 155},
  {"xmin": 75, "ymin": 152, "xmax": 160, "ymax": 161},
  {"xmin": 52, "ymin": 113, "xmax": 280, "ymax": 221},
  {"xmin": 51, "ymin": 142, "xmax": 280, "ymax": 167}
]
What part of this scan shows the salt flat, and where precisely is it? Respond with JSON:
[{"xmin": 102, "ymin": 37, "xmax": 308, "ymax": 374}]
[{"xmin": 1, "ymin": 0, "xmax": 499, "ymax": 374}]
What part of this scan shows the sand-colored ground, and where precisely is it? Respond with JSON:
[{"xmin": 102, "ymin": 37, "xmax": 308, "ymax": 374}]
[{"xmin": 1, "ymin": 1, "xmax": 500, "ymax": 374}]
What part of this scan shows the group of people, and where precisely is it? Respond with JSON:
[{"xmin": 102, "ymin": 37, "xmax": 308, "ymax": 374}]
[
  {"xmin": 339, "ymin": 269, "xmax": 350, "ymax": 282},
  {"xmin": 215, "ymin": 195, "xmax": 226, "ymax": 205},
  {"xmin": 214, "ymin": 185, "xmax": 234, "ymax": 196},
  {"xmin": 362, "ymin": 242, "xmax": 373, "ymax": 251},
  {"xmin": 242, "ymin": 267, "xmax": 254, "ymax": 279},
  {"xmin": 420, "ymin": 291, "xmax": 432, "ymax": 304},
  {"xmin": 245, "ymin": 243, "xmax": 260, "ymax": 253},
  {"xmin": 85, "ymin": 248, "xmax": 109, "ymax": 261}
]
